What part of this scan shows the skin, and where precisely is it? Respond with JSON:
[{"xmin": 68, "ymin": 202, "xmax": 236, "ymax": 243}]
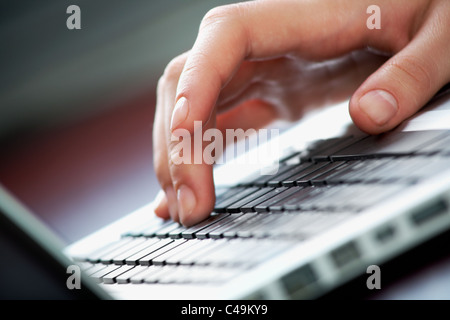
[{"xmin": 153, "ymin": 0, "xmax": 450, "ymax": 226}]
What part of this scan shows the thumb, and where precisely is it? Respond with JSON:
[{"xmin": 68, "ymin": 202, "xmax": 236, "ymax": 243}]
[{"xmin": 349, "ymin": 18, "xmax": 450, "ymax": 134}]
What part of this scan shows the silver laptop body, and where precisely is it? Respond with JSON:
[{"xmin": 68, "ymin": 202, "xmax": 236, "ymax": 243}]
[{"xmin": 63, "ymin": 88, "xmax": 450, "ymax": 300}]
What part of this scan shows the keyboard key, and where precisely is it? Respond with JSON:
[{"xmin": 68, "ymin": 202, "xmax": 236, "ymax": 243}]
[
  {"xmin": 296, "ymin": 161, "xmax": 346, "ymax": 186},
  {"xmin": 85, "ymin": 264, "xmax": 109, "ymax": 277},
  {"xmin": 308, "ymin": 161, "xmax": 354, "ymax": 185},
  {"xmin": 181, "ymin": 214, "xmax": 230, "ymax": 239},
  {"xmin": 210, "ymin": 213, "xmax": 259, "ymax": 239},
  {"xmin": 363, "ymin": 157, "xmax": 450, "ymax": 184},
  {"xmin": 158, "ymin": 265, "xmax": 195, "ymax": 284},
  {"xmin": 155, "ymin": 222, "xmax": 184, "ymax": 238},
  {"xmin": 112, "ymin": 238, "xmax": 160, "ymax": 265},
  {"xmin": 279, "ymin": 150, "xmax": 302, "ymax": 164},
  {"xmin": 236, "ymin": 214, "xmax": 280, "ymax": 238},
  {"xmin": 266, "ymin": 163, "xmax": 315, "ymax": 187},
  {"xmin": 122, "ymin": 219, "xmax": 163, "ymax": 237},
  {"xmin": 85, "ymin": 237, "xmax": 134, "ymax": 263},
  {"xmin": 186, "ymin": 266, "xmax": 240, "ymax": 284},
  {"xmin": 165, "ymin": 240, "xmax": 207, "ymax": 265},
  {"xmin": 138, "ymin": 239, "xmax": 187, "ymax": 265},
  {"xmin": 215, "ymin": 187, "xmax": 233, "ymax": 201},
  {"xmin": 90, "ymin": 264, "xmax": 121, "ymax": 283},
  {"xmin": 195, "ymin": 214, "xmax": 244, "ymax": 239},
  {"xmin": 258, "ymin": 187, "xmax": 303, "ymax": 212},
  {"xmin": 243, "ymin": 164, "xmax": 297, "ymax": 187},
  {"xmin": 208, "ymin": 213, "xmax": 258, "ymax": 239},
  {"xmin": 130, "ymin": 266, "xmax": 164, "ymax": 284},
  {"xmin": 237, "ymin": 164, "xmax": 282, "ymax": 186},
  {"xmin": 303, "ymin": 135, "xmax": 363, "ymax": 162},
  {"xmin": 140, "ymin": 219, "xmax": 175, "ymax": 238},
  {"xmin": 330, "ymin": 130, "xmax": 447, "ymax": 160},
  {"xmin": 297, "ymin": 186, "xmax": 347, "ymax": 211},
  {"xmin": 251, "ymin": 214, "xmax": 295, "ymax": 238},
  {"xmin": 280, "ymin": 187, "xmax": 324, "ymax": 211},
  {"xmin": 226, "ymin": 188, "xmax": 274, "ymax": 213},
  {"xmin": 412, "ymin": 157, "xmax": 450, "ymax": 180},
  {"xmin": 151, "ymin": 240, "xmax": 199, "ymax": 266},
  {"xmin": 168, "ymin": 225, "xmax": 189, "ymax": 239},
  {"xmin": 99, "ymin": 238, "xmax": 147, "ymax": 264},
  {"xmin": 214, "ymin": 187, "xmax": 259, "ymax": 213},
  {"xmin": 296, "ymin": 213, "xmax": 352, "ymax": 237},
  {"xmin": 214, "ymin": 187, "xmax": 243, "ymax": 203},
  {"xmin": 179, "ymin": 239, "xmax": 228, "ymax": 265},
  {"xmin": 194, "ymin": 239, "xmax": 256, "ymax": 266},
  {"xmin": 326, "ymin": 159, "xmax": 389, "ymax": 184},
  {"xmin": 359, "ymin": 158, "xmax": 416, "ymax": 183},
  {"xmin": 115, "ymin": 265, "xmax": 148, "ymax": 284},
  {"xmin": 311, "ymin": 135, "xmax": 368, "ymax": 162},
  {"xmin": 239, "ymin": 187, "xmax": 287, "ymax": 212},
  {"xmin": 244, "ymin": 240, "xmax": 294, "ymax": 266},
  {"xmin": 125, "ymin": 238, "xmax": 173, "ymax": 265},
  {"xmin": 281, "ymin": 162, "xmax": 329, "ymax": 187},
  {"xmin": 419, "ymin": 132, "xmax": 450, "ymax": 155},
  {"xmin": 144, "ymin": 266, "xmax": 178, "ymax": 283},
  {"xmin": 223, "ymin": 214, "xmax": 271, "ymax": 238},
  {"xmin": 321, "ymin": 184, "xmax": 402, "ymax": 212},
  {"xmin": 102, "ymin": 265, "xmax": 135, "ymax": 284},
  {"xmin": 263, "ymin": 213, "xmax": 318, "ymax": 237}
]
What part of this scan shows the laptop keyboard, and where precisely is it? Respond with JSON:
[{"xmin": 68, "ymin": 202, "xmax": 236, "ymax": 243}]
[{"xmin": 74, "ymin": 129, "xmax": 450, "ymax": 286}]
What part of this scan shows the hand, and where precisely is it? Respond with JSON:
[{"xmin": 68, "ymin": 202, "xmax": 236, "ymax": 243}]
[{"xmin": 153, "ymin": 0, "xmax": 450, "ymax": 226}]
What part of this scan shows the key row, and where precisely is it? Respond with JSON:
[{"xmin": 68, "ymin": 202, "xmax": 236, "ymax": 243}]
[
  {"xmin": 80, "ymin": 263, "xmax": 243, "ymax": 285},
  {"xmin": 122, "ymin": 211, "xmax": 352, "ymax": 242},
  {"xmin": 114, "ymin": 183, "xmax": 403, "ymax": 245},
  {"xmin": 239, "ymin": 156, "xmax": 450, "ymax": 189},
  {"xmin": 76, "ymin": 237, "xmax": 295, "ymax": 271},
  {"xmin": 277, "ymin": 130, "xmax": 450, "ymax": 164},
  {"xmin": 215, "ymin": 184, "xmax": 406, "ymax": 214}
]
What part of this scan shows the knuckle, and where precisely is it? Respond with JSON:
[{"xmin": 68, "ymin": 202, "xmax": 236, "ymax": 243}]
[
  {"xmin": 162, "ymin": 54, "xmax": 186, "ymax": 81},
  {"xmin": 167, "ymin": 141, "xmax": 187, "ymax": 169},
  {"xmin": 200, "ymin": 4, "xmax": 241, "ymax": 31},
  {"xmin": 387, "ymin": 55, "xmax": 434, "ymax": 92},
  {"xmin": 167, "ymin": 147, "xmax": 179, "ymax": 168}
]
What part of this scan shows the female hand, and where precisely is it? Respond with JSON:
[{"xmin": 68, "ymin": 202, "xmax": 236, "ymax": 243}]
[{"xmin": 153, "ymin": 0, "xmax": 450, "ymax": 226}]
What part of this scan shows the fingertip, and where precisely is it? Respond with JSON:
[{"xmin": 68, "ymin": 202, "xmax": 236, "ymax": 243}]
[
  {"xmin": 349, "ymin": 88, "xmax": 399, "ymax": 135},
  {"xmin": 179, "ymin": 208, "xmax": 211, "ymax": 227},
  {"xmin": 177, "ymin": 184, "xmax": 198, "ymax": 226},
  {"xmin": 359, "ymin": 90, "xmax": 398, "ymax": 126},
  {"xmin": 154, "ymin": 191, "xmax": 170, "ymax": 220},
  {"xmin": 177, "ymin": 184, "xmax": 215, "ymax": 227}
]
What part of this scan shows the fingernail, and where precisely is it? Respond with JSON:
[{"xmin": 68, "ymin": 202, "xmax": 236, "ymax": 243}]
[
  {"xmin": 170, "ymin": 97, "xmax": 189, "ymax": 131},
  {"xmin": 164, "ymin": 186, "xmax": 178, "ymax": 221},
  {"xmin": 359, "ymin": 90, "xmax": 398, "ymax": 126},
  {"xmin": 177, "ymin": 184, "xmax": 196, "ymax": 223}
]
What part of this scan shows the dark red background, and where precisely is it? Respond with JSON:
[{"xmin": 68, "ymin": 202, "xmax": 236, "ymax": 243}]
[{"xmin": 0, "ymin": 88, "xmax": 160, "ymax": 244}]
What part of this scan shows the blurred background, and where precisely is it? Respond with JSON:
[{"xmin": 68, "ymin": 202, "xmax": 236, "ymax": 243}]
[{"xmin": 0, "ymin": 0, "xmax": 239, "ymax": 244}]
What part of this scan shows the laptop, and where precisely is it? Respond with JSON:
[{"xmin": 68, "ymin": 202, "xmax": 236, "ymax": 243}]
[
  {"xmin": 2, "ymin": 85, "xmax": 450, "ymax": 300},
  {"xmin": 0, "ymin": 182, "xmax": 109, "ymax": 299}
]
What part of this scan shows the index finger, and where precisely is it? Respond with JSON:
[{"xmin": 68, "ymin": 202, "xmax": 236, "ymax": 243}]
[{"xmin": 170, "ymin": 0, "xmax": 375, "ymax": 133}]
